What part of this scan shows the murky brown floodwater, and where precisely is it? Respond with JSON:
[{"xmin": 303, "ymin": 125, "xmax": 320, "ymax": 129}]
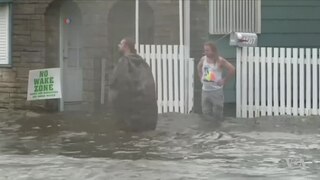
[{"xmin": 0, "ymin": 111, "xmax": 319, "ymax": 179}]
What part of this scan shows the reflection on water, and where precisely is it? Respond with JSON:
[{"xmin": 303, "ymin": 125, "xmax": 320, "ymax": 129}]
[{"xmin": 0, "ymin": 111, "xmax": 319, "ymax": 179}]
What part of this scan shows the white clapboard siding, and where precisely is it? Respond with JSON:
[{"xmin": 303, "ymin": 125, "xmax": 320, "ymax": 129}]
[
  {"xmin": 138, "ymin": 44, "xmax": 194, "ymax": 114},
  {"xmin": 237, "ymin": 47, "xmax": 320, "ymax": 118},
  {"xmin": 0, "ymin": 4, "xmax": 9, "ymax": 65}
]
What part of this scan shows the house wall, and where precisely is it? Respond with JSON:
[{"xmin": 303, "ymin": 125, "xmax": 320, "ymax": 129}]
[
  {"xmin": 198, "ymin": 0, "xmax": 320, "ymax": 111},
  {"xmin": 0, "ymin": 0, "xmax": 181, "ymax": 111}
]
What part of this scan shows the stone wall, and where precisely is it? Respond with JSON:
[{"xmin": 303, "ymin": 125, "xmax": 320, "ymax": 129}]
[
  {"xmin": 0, "ymin": 0, "xmax": 53, "ymax": 109},
  {"xmin": 0, "ymin": 0, "xmax": 191, "ymax": 111}
]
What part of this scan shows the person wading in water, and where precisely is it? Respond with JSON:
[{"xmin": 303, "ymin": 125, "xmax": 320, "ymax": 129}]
[
  {"xmin": 197, "ymin": 42, "xmax": 235, "ymax": 123},
  {"xmin": 109, "ymin": 38, "xmax": 158, "ymax": 132}
]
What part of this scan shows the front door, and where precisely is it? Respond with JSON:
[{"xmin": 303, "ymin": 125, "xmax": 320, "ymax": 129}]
[{"xmin": 60, "ymin": 1, "xmax": 83, "ymax": 108}]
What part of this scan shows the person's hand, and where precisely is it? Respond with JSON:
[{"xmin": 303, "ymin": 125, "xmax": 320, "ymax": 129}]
[{"xmin": 216, "ymin": 79, "xmax": 225, "ymax": 86}]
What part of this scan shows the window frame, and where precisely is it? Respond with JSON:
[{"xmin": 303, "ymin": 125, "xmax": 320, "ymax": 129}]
[
  {"xmin": 0, "ymin": 0, "xmax": 12, "ymax": 67},
  {"xmin": 209, "ymin": 0, "xmax": 261, "ymax": 35}
]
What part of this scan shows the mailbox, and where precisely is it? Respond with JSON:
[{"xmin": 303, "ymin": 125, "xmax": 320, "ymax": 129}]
[{"xmin": 230, "ymin": 32, "xmax": 258, "ymax": 47}]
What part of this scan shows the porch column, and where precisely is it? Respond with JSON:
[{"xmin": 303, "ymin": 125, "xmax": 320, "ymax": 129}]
[{"xmin": 135, "ymin": 0, "xmax": 139, "ymax": 48}]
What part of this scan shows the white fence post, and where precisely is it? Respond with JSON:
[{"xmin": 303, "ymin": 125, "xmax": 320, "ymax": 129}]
[
  {"xmin": 280, "ymin": 48, "xmax": 286, "ymax": 115},
  {"xmin": 248, "ymin": 47, "xmax": 254, "ymax": 118},
  {"xmin": 236, "ymin": 47, "xmax": 242, "ymax": 118},
  {"xmin": 299, "ymin": 48, "xmax": 305, "ymax": 116},
  {"xmin": 179, "ymin": 45, "xmax": 185, "ymax": 113},
  {"xmin": 260, "ymin": 48, "xmax": 266, "ymax": 116},
  {"xmin": 305, "ymin": 49, "xmax": 311, "ymax": 115},
  {"xmin": 312, "ymin": 49, "xmax": 318, "ymax": 115},
  {"xmin": 286, "ymin": 48, "xmax": 292, "ymax": 115},
  {"xmin": 273, "ymin": 48, "xmax": 279, "ymax": 116},
  {"xmin": 156, "ymin": 45, "xmax": 163, "ymax": 113},
  {"xmin": 241, "ymin": 47, "xmax": 248, "ymax": 118},
  {"xmin": 267, "ymin": 48, "xmax": 273, "ymax": 116},
  {"xmin": 292, "ymin": 48, "xmax": 298, "ymax": 116},
  {"xmin": 254, "ymin": 47, "xmax": 260, "ymax": 117}
]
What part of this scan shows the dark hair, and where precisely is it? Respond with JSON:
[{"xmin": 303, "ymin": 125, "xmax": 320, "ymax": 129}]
[
  {"xmin": 204, "ymin": 41, "xmax": 219, "ymax": 61},
  {"xmin": 123, "ymin": 37, "xmax": 137, "ymax": 54}
]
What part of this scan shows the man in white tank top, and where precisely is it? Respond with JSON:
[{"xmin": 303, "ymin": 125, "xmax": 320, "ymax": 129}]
[{"xmin": 197, "ymin": 42, "xmax": 235, "ymax": 123}]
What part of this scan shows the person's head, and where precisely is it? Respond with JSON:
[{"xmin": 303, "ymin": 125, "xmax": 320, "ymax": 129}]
[
  {"xmin": 204, "ymin": 41, "xmax": 219, "ymax": 61},
  {"xmin": 118, "ymin": 37, "xmax": 137, "ymax": 55}
]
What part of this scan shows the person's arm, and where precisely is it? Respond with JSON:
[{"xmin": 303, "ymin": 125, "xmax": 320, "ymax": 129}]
[
  {"xmin": 218, "ymin": 57, "xmax": 235, "ymax": 86},
  {"xmin": 197, "ymin": 57, "xmax": 205, "ymax": 81}
]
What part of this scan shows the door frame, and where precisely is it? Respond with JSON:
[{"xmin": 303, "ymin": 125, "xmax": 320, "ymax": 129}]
[{"xmin": 58, "ymin": 1, "xmax": 83, "ymax": 112}]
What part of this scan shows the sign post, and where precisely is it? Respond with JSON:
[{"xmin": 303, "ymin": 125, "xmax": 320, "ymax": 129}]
[{"xmin": 27, "ymin": 68, "xmax": 62, "ymax": 101}]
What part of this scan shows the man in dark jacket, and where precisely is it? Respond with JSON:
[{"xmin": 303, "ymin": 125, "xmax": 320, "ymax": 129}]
[{"xmin": 109, "ymin": 38, "xmax": 158, "ymax": 132}]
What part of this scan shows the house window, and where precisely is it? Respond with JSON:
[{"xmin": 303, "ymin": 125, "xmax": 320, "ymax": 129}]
[
  {"xmin": 0, "ymin": 2, "xmax": 11, "ymax": 66},
  {"xmin": 209, "ymin": 0, "xmax": 261, "ymax": 34}
]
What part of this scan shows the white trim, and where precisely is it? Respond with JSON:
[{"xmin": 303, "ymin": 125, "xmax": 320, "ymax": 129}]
[
  {"xmin": 135, "ymin": 0, "xmax": 139, "ymax": 47},
  {"xmin": 179, "ymin": 0, "xmax": 183, "ymax": 46},
  {"xmin": 59, "ymin": 8, "xmax": 64, "ymax": 112}
]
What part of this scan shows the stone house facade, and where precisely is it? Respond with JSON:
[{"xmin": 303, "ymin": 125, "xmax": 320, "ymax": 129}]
[{"xmin": 0, "ymin": 0, "xmax": 209, "ymax": 112}]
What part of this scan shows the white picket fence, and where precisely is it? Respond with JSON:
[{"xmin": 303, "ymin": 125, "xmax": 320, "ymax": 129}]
[
  {"xmin": 138, "ymin": 44, "xmax": 194, "ymax": 114},
  {"xmin": 237, "ymin": 47, "xmax": 320, "ymax": 118}
]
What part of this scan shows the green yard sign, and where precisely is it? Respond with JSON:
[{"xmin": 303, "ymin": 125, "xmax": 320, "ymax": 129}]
[{"xmin": 27, "ymin": 68, "xmax": 62, "ymax": 101}]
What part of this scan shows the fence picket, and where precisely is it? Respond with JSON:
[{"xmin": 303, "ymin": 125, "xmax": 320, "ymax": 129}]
[
  {"xmin": 306, "ymin": 49, "xmax": 311, "ymax": 115},
  {"xmin": 261, "ymin": 48, "xmax": 266, "ymax": 116},
  {"xmin": 237, "ymin": 46, "xmax": 319, "ymax": 118},
  {"xmin": 273, "ymin": 48, "xmax": 279, "ymax": 115},
  {"xmin": 292, "ymin": 48, "xmax": 298, "ymax": 116},
  {"xmin": 173, "ymin": 46, "xmax": 179, "ymax": 112},
  {"xmin": 236, "ymin": 47, "xmax": 242, "ymax": 117},
  {"xmin": 156, "ymin": 45, "xmax": 163, "ymax": 113},
  {"xmin": 267, "ymin": 48, "xmax": 273, "ymax": 116},
  {"xmin": 299, "ymin": 49, "xmax": 305, "ymax": 115},
  {"xmin": 151, "ymin": 45, "xmax": 156, "ymax": 83},
  {"xmin": 248, "ymin": 47, "xmax": 254, "ymax": 118},
  {"xmin": 138, "ymin": 44, "xmax": 192, "ymax": 114},
  {"xmin": 162, "ymin": 45, "xmax": 168, "ymax": 113},
  {"xmin": 140, "ymin": 45, "xmax": 145, "ymax": 59},
  {"xmin": 179, "ymin": 45, "xmax": 185, "ymax": 113},
  {"xmin": 254, "ymin": 47, "xmax": 260, "ymax": 116},
  {"xmin": 241, "ymin": 47, "xmax": 248, "ymax": 117},
  {"xmin": 312, "ymin": 49, "xmax": 318, "ymax": 115},
  {"xmin": 286, "ymin": 48, "xmax": 292, "ymax": 115},
  {"xmin": 280, "ymin": 48, "xmax": 286, "ymax": 115},
  {"xmin": 168, "ymin": 45, "xmax": 174, "ymax": 112},
  {"xmin": 188, "ymin": 58, "xmax": 194, "ymax": 113},
  {"xmin": 145, "ymin": 45, "xmax": 151, "ymax": 65}
]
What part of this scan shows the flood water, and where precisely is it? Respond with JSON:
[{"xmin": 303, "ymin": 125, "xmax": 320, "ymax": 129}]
[{"xmin": 0, "ymin": 111, "xmax": 319, "ymax": 179}]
